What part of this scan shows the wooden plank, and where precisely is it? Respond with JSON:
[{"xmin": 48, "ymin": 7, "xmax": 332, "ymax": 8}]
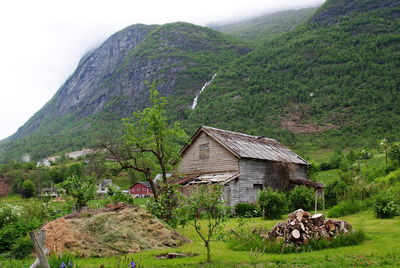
[
  {"xmin": 179, "ymin": 132, "xmax": 239, "ymax": 174},
  {"xmin": 29, "ymin": 231, "xmax": 50, "ymax": 268}
]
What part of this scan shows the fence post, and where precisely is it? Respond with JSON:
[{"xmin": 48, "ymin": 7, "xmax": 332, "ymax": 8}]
[{"xmin": 29, "ymin": 231, "xmax": 50, "ymax": 268}]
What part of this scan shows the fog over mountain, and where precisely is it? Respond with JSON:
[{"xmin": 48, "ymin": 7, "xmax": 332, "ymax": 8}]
[{"xmin": 0, "ymin": 0, "xmax": 324, "ymax": 140}]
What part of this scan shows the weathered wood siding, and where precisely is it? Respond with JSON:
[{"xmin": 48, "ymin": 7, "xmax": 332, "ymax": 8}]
[
  {"xmin": 226, "ymin": 159, "xmax": 307, "ymax": 207},
  {"xmin": 178, "ymin": 132, "xmax": 239, "ymax": 175}
]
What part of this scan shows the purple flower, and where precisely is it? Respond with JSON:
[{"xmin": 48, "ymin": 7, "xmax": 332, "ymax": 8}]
[
  {"xmin": 130, "ymin": 261, "xmax": 136, "ymax": 268},
  {"xmin": 68, "ymin": 261, "xmax": 73, "ymax": 267},
  {"xmin": 60, "ymin": 262, "xmax": 66, "ymax": 268}
]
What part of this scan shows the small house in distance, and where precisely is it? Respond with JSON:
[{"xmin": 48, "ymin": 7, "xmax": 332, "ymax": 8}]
[
  {"xmin": 129, "ymin": 182, "xmax": 154, "ymax": 198},
  {"xmin": 177, "ymin": 126, "xmax": 322, "ymax": 207}
]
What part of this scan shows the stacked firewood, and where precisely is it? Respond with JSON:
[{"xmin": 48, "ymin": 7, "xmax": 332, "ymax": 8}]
[{"xmin": 265, "ymin": 209, "xmax": 351, "ymax": 245}]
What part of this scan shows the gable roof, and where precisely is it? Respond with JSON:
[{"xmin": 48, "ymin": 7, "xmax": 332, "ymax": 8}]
[
  {"xmin": 181, "ymin": 126, "xmax": 308, "ymax": 165},
  {"xmin": 131, "ymin": 182, "xmax": 151, "ymax": 188}
]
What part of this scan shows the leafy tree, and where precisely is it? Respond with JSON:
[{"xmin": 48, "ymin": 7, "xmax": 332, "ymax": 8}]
[
  {"xmin": 58, "ymin": 175, "xmax": 97, "ymax": 210},
  {"xmin": 360, "ymin": 149, "xmax": 373, "ymax": 168},
  {"xmin": 21, "ymin": 179, "xmax": 35, "ymax": 198},
  {"xmin": 103, "ymin": 83, "xmax": 187, "ymax": 199},
  {"xmin": 378, "ymin": 139, "xmax": 390, "ymax": 165},
  {"xmin": 175, "ymin": 185, "xmax": 229, "ymax": 263},
  {"xmin": 388, "ymin": 142, "xmax": 400, "ymax": 165},
  {"xmin": 123, "ymin": 83, "xmax": 188, "ymax": 183}
]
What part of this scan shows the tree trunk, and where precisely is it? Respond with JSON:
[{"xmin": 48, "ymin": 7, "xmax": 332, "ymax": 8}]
[
  {"xmin": 147, "ymin": 174, "xmax": 158, "ymax": 200},
  {"xmin": 205, "ymin": 240, "xmax": 211, "ymax": 263}
]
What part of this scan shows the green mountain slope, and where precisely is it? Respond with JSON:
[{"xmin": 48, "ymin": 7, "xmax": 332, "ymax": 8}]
[
  {"xmin": 184, "ymin": 0, "xmax": 400, "ymax": 149},
  {"xmin": 0, "ymin": 22, "xmax": 250, "ymax": 162},
  {"xmin": 1, "ymin": 0, "xmax": 399, "ymax": 162},
  {"xmin": 212, "ymin": 7, "xmax": 317, "ymax": 41}
]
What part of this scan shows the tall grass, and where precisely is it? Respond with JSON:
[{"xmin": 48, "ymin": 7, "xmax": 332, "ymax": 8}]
[{"xmin": 227, "ymin": 229, "xmax": 366, "ymax": 253}]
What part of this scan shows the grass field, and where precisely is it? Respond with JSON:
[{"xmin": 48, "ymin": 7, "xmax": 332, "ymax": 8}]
[
  {"xmin": 72, "ymin": 211, "xmax": 400, "ymax": 267},
  {"xmin": 0, "ymin": 209, "xmax": 399, "ymax": 267}
]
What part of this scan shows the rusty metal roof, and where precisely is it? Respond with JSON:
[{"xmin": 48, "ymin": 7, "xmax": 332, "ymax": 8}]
[{"xmin": 200, "ymin": 126, "xmax": 308, "ymax": 165}]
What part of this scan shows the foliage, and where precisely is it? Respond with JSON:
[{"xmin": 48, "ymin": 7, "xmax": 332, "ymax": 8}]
[
  {"xmin": 106, "ymin": 185, "xmax": 135, "ymax": 205},
  {"xmin": 324, "ymin": 179, "xmax": 347, "ymax": 207},
  {"xmin": 58, "ymin": 175, "xmax": 97, "ymax": 210},
  {"xmin": 175, "ymin": 185, "xmax": 230, "ymax": 263},
  {"xmin": 21, "ymin": 179, "xmax": 35, "ymax": 198},
  {"xmin": 234, "ymin": 203, "xmax": 260, "ymax": 218},
  {"xmin": 49, "ymin": 253, "xmax": 79, "ymax": 268},
  {"xmin": 123, "ymin": 83, "xmax": 188, "ymax": 183},
  {"xmin": 373, "ymin": 190, "xmax": 399, "ymax": 218},
  {"xmin": 257, "ymin": 187, "xmax": 287, "ymax": 220},
  {"xmin": 227, "ymin": 228, "xmax": 366, "ymax": 253},
  {"xmin": 388, "ymin": 142, "xmax": 400, "ymax": 165},
  {"xmin": 146, "ymin": 183, "xmax": 179, "ymax": 226},
  {"xmin": 288, "ymin": 185, "xmax": 315, "ymax": 211},
  {"xmin": 328, "ymin": 200, "xmax": 367, "ymax": 218}
]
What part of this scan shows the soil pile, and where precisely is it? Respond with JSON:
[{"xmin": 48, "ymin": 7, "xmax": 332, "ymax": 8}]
[{"xmin": 42, "ymin": 203, "xmax": 189, "ymax": 257}]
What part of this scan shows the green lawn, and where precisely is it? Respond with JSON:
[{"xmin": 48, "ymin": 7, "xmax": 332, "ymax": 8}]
[
  {"xmin": 1, "ymin": 211, "xmax": 399, "ymax": 267},
  {"xmin": 75, "ymin": 211, "xmax": 400, "ymax": 267}
]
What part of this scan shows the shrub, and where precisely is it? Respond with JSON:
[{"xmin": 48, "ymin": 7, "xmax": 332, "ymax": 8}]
[
  {"xmin": 257, "ymin": 187, "xmax": 286, "ymax": 220},
  {"xmin": 324, "ymin": 179, "xmax": 347, "ymax": 207},
  {"xmin": 234, "ymin": 203, "xmax": 260, "ymax": 218},
  {"xmin": 328, "ymin": 200, "xmax": 367, "ymax": 218},
  {"xmin": 146, "ymin": 184, "xmax": 179, "ymax": 226},
  {"xmin": 288, "ymin": 185, "xmax": 314, "ymax": 211},
  {"xmin": 373, "ymin": 190, "xmax": 399, "ymax": 218}
]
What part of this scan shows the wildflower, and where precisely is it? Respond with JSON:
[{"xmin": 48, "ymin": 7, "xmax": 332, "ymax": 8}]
[
  {"xmin": 60, "ymin": 262, "xmax": 66, "ymax": 268},
  {"xmin": 68, "ymin": 261, "xmax": 73, "ymax": 267},
  {"xmin": 130, "ymin": 261, "xmax": 136, "ymax": 268}
]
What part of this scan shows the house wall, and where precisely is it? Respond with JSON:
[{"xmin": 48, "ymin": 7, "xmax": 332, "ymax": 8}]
[
  {"xmin": 129, "ymin": 184, "xmax": 152, "ymax": 195},
  {"xmin": 178, "ymin": 132, "xmax": 239, "ymax": 175},
  {"xmin": 225, "ymin": 159, "xmax": 307, "ymax": 207}
]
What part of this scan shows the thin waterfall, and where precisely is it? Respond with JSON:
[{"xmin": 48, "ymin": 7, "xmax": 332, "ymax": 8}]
[{"xmin": 191, "ymin": 73, "xmax": 217, "ymax": 110}]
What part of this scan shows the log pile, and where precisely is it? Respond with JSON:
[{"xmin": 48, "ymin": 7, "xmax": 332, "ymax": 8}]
[{"xmin": 265, "ymin": 209, "xmax": 351, "ymax": 245}]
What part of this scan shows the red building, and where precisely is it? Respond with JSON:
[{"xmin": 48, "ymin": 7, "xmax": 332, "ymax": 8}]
[{"xmin": 129, "ymin": 182, "xmax": 153, "ymax": 197}]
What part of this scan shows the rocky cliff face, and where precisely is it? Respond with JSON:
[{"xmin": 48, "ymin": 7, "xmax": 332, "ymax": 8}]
[{"xmin": 2, "ymin": 22, "xmax": 249, "ymax": 161}]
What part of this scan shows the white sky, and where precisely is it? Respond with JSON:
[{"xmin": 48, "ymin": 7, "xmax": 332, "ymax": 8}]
[{"xmin": 0, "ymin": 0, "xmax": 324, "ymax": 140}]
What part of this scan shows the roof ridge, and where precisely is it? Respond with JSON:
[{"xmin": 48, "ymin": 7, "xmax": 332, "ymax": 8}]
[{"xmin": 202, "ymin": 126, "xmax": 277, "ymax": 141}]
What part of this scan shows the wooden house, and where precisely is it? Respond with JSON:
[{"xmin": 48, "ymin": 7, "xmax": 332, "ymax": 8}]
[
  {"xmin": 129, "ymin": 182, "xmax": 153, "ymax": 197},
  {"xmin": 176, "ymin": 126, "xmax": 322, "ymax": 207}
]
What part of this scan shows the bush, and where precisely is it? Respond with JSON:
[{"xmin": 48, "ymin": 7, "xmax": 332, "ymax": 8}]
[
  {"xmin": 324, "ymin": 179, "xmax": 347, "ymax": 207},
  {"xmin": 373, "ymin": 190, "xmax": 399, "ymax": 218},
  {"xmin": 328, "ymin": 200, "xmax": 367, "ymax": 218},
  {"xmin": 257, "ymin": 187, "xmax": 286, "ymax": 220},
  {"xmin": 235, "ymin": 203, "xmax": 260, "ymax": 218},
  {"xmin": 288, "ymin": 185, "xmax": 314, "ymax": 211},
  {"xmin": 146, "ymin": 184, "xmax": 179, "ymax": 226}
]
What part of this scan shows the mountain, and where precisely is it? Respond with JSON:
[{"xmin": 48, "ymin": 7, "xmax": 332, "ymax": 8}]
[
  {"xmin": 1, "ymin": 0, "xmax": 400, "ymax": 162},
  {"xmin": 0, "ymin": 22, "xmax": 250, "ymax": 161},
  {"xmin": 211, "ymin": 7, "xmax": 317, "ymax": 42},
  {"xmin": 185, "ymin": 0, "xmax": 400, "ymax": 149}
]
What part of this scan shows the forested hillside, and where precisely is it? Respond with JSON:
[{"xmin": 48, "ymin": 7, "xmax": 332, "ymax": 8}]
[
  {"xmin": 184, "ymin": 0, "xmax": 400, "ymax": 149},
  {"xmin": 0, "ymin": 0, "xmax": 399, "ymax": 162},
  {"xmin": 0, "ymin": 23, "xmax": 249, "ymax": 162},
  {"xmin": 211, "ymin": 7, "xmax": 317, "ymax": 42}
]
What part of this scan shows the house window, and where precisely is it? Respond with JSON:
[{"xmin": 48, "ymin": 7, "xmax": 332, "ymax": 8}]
[
  {"xmin": 253, "ymin": 184, "xmax": 263, "ymax": 191},
  {"xmin": 142, "ymin": 188, "xmax": 146, "ymax": 191},
  {"xmin": 199, "ymin": 143, "xmax": 209, "ymax": 160}
]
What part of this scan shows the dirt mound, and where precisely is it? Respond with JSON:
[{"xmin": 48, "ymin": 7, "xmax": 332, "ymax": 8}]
[{"xmin": 42, "ymin": 204, "xmax": 189, "ymax": 257}]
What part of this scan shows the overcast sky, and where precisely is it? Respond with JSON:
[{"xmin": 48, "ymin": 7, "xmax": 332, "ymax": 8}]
[{"xmin": 0, "ymin": 0, "xmax": 324, "ymax": 140}]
